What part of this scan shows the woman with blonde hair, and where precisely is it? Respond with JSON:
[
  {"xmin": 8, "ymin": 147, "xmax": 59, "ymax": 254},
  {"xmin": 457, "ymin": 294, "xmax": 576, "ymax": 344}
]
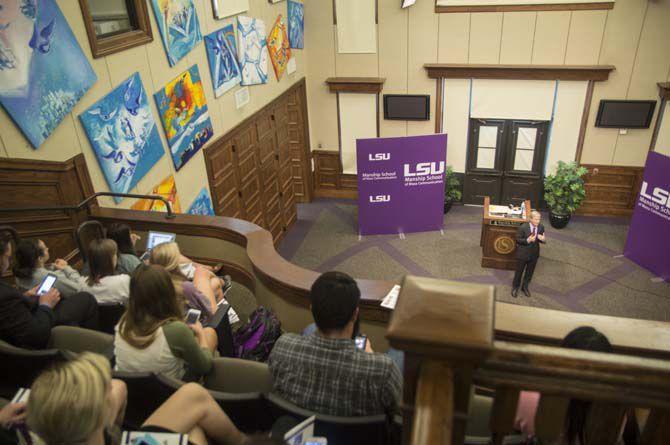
[
  {"xmin": 114, "ymin": 264, "xmax": 217, "ymax": 380},
  {"xmin": 26, "ymin": 352, "xmax": 246, "ymax": 445},
  {"xmin": 150, "ymin": 242, "xmax": 221, "ymax": 321}
]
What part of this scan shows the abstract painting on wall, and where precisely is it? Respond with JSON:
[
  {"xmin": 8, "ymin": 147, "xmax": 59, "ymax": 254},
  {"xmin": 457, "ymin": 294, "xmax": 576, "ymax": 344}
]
[
  {"xmin": 287, "ymin": 0, "xmax": 304, "ymax": 49},
  {"xmin": 80, "ymin": 73, "xmax": 165, "ymax": 203},
  {"xmin": 0, "ymin": 0, "xmax": 97, "ymax": 148},
  {"xmin": 154, "ymin": 65, "xmax": 213, "ymax": 171},
  {"xmin": 187, "ymin": 188, "xmax": 215, "ymax": 215},
  {"xmin": 267, "ymin": 15, "xmax": 291, "ymax": 81},
  {"xmin": 131, "ymin": 174, "xmax": 182, "ymax": 213},
  {"xmin": 236, "ymin": 16, "xmax": 269, "ymax": 86},
  {"xmin": 150, "ymin": 0, "xmax": 202, "ymax": 66},
  {"xmin": 204, "ymin": 25, "xmax": 241, "ymax": 97}
]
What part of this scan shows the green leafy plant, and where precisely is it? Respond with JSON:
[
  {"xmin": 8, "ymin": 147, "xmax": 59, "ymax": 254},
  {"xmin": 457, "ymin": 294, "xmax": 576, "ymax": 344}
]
[
  {"xmin": 444, "ymin": 166, "xmax": 462, "ymax": 203},
  {"xmin": 543, "ymin": 161, "xmax": 588, "ymax": 215}
]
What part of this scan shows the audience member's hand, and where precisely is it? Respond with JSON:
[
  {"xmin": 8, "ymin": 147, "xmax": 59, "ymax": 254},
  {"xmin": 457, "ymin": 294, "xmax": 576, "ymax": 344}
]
[
  {"xmin": 38, "ymin": 288, "xmax": 61, "ymax": 308},
  {"xmin": 188, "ymin": 320, "xmax": 204, "ymax": 338},
  {"xmin": 0, "ymin": 402, "xmax": 27, "ymax": 429},
  {"xmin": 23, "ymin": 285, "xmax": 40, "ymax": 301},
  {"xmin": 130, "ymin": 233, "xmax": 141, "ymax": 246},
  {"xmin": 538, "ymin": 233, "xmax": 546, "ymax": 242},
  {"xmin": 52, "ymin": 259, "xmax": 68, "ymax": 270},
  {"xmin": 365, "ymin": 338, "xmax": 374, "ymax": 353}
]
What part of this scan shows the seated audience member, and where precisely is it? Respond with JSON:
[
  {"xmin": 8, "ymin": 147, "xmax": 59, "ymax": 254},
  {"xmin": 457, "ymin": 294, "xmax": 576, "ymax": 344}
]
[
  {"xmin": 24, "ymin": 352, "xmax": 246, "ymax": 445},
  {"xmin": 268, "ymin": 271, "xmax": 402, "ymax": 417},
  {"xmin": 13, "ymin": 239, "xmax": 86, "ymax": 296},
  {"xmin": 515, "ymin": 326, "xmax": 634, "ymax": 444},
  {"xmin": 150, "ymin": 242, "xmax": 217, "ymax": 322},
  {"xmin": 82, "ymin": 239, "xmax": 130, "ymax": 305},
  {"xmin": 114, "ymin": 264, "xmax": 217, "ymax": 380},
  {"xmin": 0, "ymin": 238, "xmax": 98, "ymax": 348},
  {"xmin": 106, "ymin": 223, "xmax": 143, "ymax": 275}
]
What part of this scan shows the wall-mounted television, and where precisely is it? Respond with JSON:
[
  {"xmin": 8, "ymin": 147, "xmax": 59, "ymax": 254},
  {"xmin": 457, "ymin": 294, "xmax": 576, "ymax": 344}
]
[
  {"xmin": 383, "ymin": 95, "xmax": 430, "ymax": 121},
  {"xmin": 595, "ymin": 100, "xmax": 657, "ymax": 129}
]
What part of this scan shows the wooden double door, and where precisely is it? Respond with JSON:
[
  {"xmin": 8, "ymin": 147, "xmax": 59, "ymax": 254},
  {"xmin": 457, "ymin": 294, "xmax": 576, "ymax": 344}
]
[
  {"xmin": 463, "ymin": 118, "xmax": 549, "ymax": 206},
  {"xmin": 204, "ymin": 80, "xmax": 312, "ymax": 243}
]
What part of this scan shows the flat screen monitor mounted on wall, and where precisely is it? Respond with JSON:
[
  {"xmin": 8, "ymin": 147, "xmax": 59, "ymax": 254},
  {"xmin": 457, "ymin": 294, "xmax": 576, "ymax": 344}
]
[
  {"xmin": 595, "ymin": 100, "xmax": 656, "ymax": 129},
  {"xmin": 383, "ymin": 95, "xmax": 430, "ymax": 121}
]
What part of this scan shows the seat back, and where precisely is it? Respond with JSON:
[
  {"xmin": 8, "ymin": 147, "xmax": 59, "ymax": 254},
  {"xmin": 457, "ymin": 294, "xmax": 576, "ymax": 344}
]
[
  {"xmin": 98, "ymin": 302, "xmax": 125, "ymax": 335},
  {"xmin": 75, "ymin": 220, "xmax": 105, "ymax": 263},
  {"xmin": 266, "ymin": 393, "xmax": 389, "ymax": 445},
  {"xmin": 48, "ymin": 326, "xmax": 114, "ymax": 357},
  {"xmin": 112, "ymin": 371, "xmax": 182, "ymax": 430},
  {"xmin": 204, "ymin": 357, "xmax": 273, "ymax": 394},
  {"xmin": 0, "ymin": 339, "xmax": 65, "ymax": 399},
  {"xmin": 208, "ymin": 389, "xmax": 272, "ymax": 433}
]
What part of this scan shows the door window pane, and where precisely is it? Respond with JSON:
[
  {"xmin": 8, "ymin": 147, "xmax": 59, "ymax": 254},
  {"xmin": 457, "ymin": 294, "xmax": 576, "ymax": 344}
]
[
  {"xmin": 478, "ymin": 126, "xmax": 498, "ymax": 148},
  {"xmin": 476, "ymin": 125, "xmax": 498, "ymax": 169},
  {"xmin": 514, "ymin": 150, "xmax": 534, "ymax": 171},
  {"xmin": 513, "ymin": 127, "xmax": 537, "ymax": 171},
  {"xmin": 477, "ymin": 148, "xmax": 496, "ymax": 169},
  {"xmin": 516, "ymin": 127, "xmax": 537, "ymax": 149}
]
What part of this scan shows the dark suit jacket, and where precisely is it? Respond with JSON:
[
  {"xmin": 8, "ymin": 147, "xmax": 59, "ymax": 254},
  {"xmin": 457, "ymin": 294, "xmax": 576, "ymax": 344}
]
[
  {"xmin": 515, "ymin": 222, "xmax": 545, "ymax": 260},
  {"xmin": 0, "ymin": 281, "xmax": 55, "ymax": 349}
]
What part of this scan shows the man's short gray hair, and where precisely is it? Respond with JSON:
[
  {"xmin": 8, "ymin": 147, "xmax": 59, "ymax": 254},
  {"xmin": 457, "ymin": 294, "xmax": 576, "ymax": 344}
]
[{"xmin": 530, "ymin": 210, "xmax": 541, "ymax": 218}]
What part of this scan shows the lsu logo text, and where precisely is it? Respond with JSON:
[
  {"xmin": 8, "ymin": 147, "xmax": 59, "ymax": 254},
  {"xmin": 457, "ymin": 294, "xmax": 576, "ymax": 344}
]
[
  {"xmin": 404, "ymin": 161, "xmax": 445, "ymax": 177},
  {"xmin": 640, "ymin": 181, "xmax": 670, "ymax": 207},
  {"xmin": 368, "ymin": 153, "xmax": 390, "ymax": 161},
  {"xmin": 369, "ymin": 195, "xmax": 391, "ymax": 203}
]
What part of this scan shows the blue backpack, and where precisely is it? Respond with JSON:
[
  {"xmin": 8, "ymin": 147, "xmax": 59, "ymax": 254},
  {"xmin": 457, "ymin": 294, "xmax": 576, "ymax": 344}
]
[{"xmin": 232, "ymin": 306, "xmax": 282, "ymax": 362}]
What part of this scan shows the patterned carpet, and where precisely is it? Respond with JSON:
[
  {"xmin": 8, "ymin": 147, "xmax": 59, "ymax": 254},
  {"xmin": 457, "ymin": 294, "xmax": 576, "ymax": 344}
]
[{"xmin": 277, "ymin": 199, "xmax": 670, "ymax": 323}]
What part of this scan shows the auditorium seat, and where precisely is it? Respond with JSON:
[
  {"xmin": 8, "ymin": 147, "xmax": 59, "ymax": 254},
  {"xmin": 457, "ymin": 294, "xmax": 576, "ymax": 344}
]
[
  {"xmin": 97, "ymin": 301, "xmax": 125, "ymax": 335},
  {"xmin": 48, "ymin": 325, "xmax": 114, "ymax": 358},
  {"xmin": 208, "ymin": 389, "xmax": 272, "ymax": 433},
  {"xmin": 266, "ymin": 393, "xmax": 390, "ymax": 445},
  {"xmin": 204, "ymin": 357, "xmax": 273, "ymax": 393},
  {"xmin": 0, "ymin": 339, "xmax": 66, "ymax": 399}
]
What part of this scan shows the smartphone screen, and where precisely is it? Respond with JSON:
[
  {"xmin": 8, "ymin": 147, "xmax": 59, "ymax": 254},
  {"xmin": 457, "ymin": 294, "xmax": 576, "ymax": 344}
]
[
  {"xmin": 185, "ymin": 309, "xmax": 201, "ymax": 325},
  {"xmin": 354, "ymin": 335, "xmax": 367, "ymax": 350},
  {"xmin": 36, "ymin": 274, "xmax": 57, "ymax": 296}
]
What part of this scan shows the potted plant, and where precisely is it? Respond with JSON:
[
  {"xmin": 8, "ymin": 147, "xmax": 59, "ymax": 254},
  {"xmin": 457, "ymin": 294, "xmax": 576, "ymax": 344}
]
[
  {"xmin": 444, "ymin": 166, "xmax": 462, "ymax": 214},
  {"xmin": 543, "ymin": 161, "xmax": 588, "ymax": 229}
]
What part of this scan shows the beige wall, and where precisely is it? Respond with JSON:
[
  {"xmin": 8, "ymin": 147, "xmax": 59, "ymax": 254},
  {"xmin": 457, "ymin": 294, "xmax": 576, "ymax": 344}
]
[
  {"xmin": 0, "ymin": 0, "xmax": 306, "ymax": 209},
  {"xmin": 306, "ymin": 0, "xmax": 670, "ymax": 168}
]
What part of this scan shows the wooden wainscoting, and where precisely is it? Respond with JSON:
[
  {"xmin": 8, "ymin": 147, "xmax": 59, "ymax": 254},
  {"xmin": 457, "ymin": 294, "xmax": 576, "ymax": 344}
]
[
  {"xmin": 204, "ymin": 78, "xmax": 312, "ymax": 244},
  {"xmin": 312, "ymin": 150, "xmax": 358, "ymax": 199},
  {"xmin": 577, "ymin": 164, "xmax": 644, "ymax": 216},
  {"xmin": 0, "ymin": 154, "xmax": 96, "ymax": 267}
]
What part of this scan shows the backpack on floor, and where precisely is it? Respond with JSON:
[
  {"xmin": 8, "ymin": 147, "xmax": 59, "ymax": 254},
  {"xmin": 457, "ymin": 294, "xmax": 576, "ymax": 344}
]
[{"xmin": 232, "ymin": 306, "xmax": 282, "ymax": 362}]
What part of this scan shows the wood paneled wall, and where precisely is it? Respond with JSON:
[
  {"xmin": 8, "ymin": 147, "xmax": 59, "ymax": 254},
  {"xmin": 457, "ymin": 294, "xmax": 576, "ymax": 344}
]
[
  {"xmin": 578, "ymin": 164, "xmax": 644, "ymax": 216},
  {"xmin": 0, "ymin": 154, "xmax": 96, "ymax": 265},
  {"xmin": 312, "ymin": 150, "xmax": 357, "ymax": 199},
  {"xmin": 204, "ymin": 79, "xmax": 312, "ymax": 243}
]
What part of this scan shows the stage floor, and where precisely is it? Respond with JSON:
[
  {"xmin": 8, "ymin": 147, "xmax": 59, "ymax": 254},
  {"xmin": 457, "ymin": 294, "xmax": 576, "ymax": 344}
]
[{"xmin": 277, "ymin": 198, "xmax": 670, "ymax": 323}]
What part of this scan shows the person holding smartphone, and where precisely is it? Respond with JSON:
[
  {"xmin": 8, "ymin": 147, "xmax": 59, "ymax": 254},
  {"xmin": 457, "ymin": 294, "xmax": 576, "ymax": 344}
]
[{"xmin": 0, "ymin": 238, "xmax": 99, "ymax": 349}]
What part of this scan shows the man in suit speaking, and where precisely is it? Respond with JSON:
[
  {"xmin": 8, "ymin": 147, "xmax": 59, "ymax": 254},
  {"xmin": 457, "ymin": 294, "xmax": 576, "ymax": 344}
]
[{"xmin": 512, "ymin": 210, "xmax": 546, "ymax": 298}]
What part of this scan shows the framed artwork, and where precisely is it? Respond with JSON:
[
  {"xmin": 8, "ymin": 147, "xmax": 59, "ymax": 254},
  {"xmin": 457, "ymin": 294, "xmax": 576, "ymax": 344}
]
[
  {"xmin": 267, "ymin": 15, "xmax": 291, "ymax": 81},
  {"xmin": 131, "ymin": 174, "xmax": 182, "ymax": 213},
  {"xmin": 236, "ymin": 16, "xmax": 269, "ymax": 86},
  {"xmin": 149, "ymin": 0, "xmax": 202, "ymax": 66},
  {"xmin": 204, "ymin": 25, "xmax": 241, "ymax": 97},
  {"xmin": 211, "ymin": 0, "xmax": 249, "ymax": 19},
  {"xmin": 0, "ymin": 0, "xmax": 97, "ymax": 148},
  {"xmin": 187, "ymin": 188, "xmax": 215, "ymax": 215},
  {"xmin": 154, "ymin": 65, "xmax": 213, "ymax": 171},
  {"xmin": 79, "ymin": 72, "xmax": 165, "ymax": 203},
  {"xmin": 287, "ymin": 0, "xmax": 303, "ymax": 49},
  {"xmin": 268, "ymin": 0, "xmax": 286, "ymax": 3}
]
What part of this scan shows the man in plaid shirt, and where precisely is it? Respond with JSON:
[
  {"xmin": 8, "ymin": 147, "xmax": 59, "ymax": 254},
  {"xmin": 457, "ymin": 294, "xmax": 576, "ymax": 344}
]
[{"xmin": 268, "ymin": 271, "xmax": 402, "ymax": 417}]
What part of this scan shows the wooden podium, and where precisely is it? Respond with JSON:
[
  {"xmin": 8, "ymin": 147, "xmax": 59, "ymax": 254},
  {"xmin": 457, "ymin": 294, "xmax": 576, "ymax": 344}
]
[{"xmin": 480, "ymin": 196, "xmax": 531, "ymax": 270}]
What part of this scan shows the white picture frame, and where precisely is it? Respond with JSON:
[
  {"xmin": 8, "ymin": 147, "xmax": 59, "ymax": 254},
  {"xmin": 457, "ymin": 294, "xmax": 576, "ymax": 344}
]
[{"xmin": 212, "ymin": 0, "xmax": 249, "ymax": 19}]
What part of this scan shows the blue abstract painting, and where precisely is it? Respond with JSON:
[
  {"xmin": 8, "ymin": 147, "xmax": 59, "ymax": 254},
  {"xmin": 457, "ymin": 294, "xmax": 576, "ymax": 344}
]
[
  {"xmin": 287, "ymin": 0, "xmax": 304, "ymax": 49},
  {"xmin": 0, "ymin": 0, "xmax": 97, "ymax": 148},
  {"xmin": 154, "ymin": 65, "xmax": 213, "ymax": 171},
  {"xmin": 187, "ymin": 188, "xmax": 215, "ymax": 216},
  {"xmin": 204, "ymin": 25, "xmax": 241, "ymax": 98},
  {"xmin": 79, "ymin": 73, "xmax": 165, "ymax": 203},
  {"xmin": 237, "ymin": 16, "xmax": 268, "ymax": 86},
  {"xmin": 150, "ymin": 0, "xmax": 202, "ymax": 67}
]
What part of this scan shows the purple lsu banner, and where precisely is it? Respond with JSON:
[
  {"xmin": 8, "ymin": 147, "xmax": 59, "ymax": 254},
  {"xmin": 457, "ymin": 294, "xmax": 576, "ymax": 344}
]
[
  {"xmin": 624, "ymin": 151, "xmax": 670, "ymax": 281},
  {"xmin": 356, "ymin": 134, "xmax": 447, "ymax": 236}
]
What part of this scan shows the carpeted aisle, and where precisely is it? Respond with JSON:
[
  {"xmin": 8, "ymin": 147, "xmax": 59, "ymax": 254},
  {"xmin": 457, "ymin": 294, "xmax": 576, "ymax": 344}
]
[{"xmin": 278, "ymin": 199, "xmax": 670, "ymax": 322}]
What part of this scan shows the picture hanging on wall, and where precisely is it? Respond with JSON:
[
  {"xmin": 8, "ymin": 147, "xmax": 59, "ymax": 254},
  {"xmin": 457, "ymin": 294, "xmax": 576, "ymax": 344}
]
[
  {"xmin": 204, "ymin": 25, "xmax": 241, "ymax": 97},
  {"xmin": 267, "ymin": 15, "xmax": 291, "ymax": 81},
  {"xmin": 0, "ymin": 0, "xmax": 97, "ymax": 149},
  {"xmin": 187, "ymin": 188, "xmax": 215, "ymax": 215},
  {"xmin": 211, "ymin": 0, "xmax": 249, "ymax": 19},
  {"xmin": 154, "ymin": 65, "xmax": 213, "ymax": 171},
  {"xmin": 80, "ymin": 72, "xmax": 165, "ymax": 203},
  {"xmin": 149, "ymin": 0, "xmax": 203, "ymax": 66},
  {"xmin": 237, "ymin": 16, "xmax": 269, "ymax": 86},
  {"xmin": 131, "ymin": 174, "xmax": 182, "ymax": 213},
  {"xmin": 287, "ymin": 0, "xmax": 304, "ymax": 49}
]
